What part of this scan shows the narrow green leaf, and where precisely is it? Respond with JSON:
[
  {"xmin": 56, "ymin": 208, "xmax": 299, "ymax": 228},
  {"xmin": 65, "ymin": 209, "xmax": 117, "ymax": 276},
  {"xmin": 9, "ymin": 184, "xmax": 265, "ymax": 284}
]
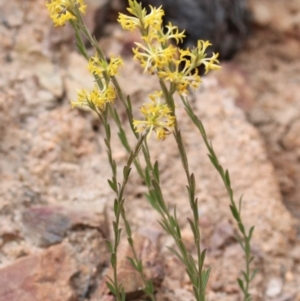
[
  {"xmin": 145, "ymin": 279, "xmax": 154, "ymax": 292},
  {"xmin": 108, "ymin": 179, "xmax": 117, "ymax": 193},
  {"xmin": 200, "ymin": 248, "xmax": 207, "ymax": 267},
  {"xmin": 238, "ymin": 194, "xmax": 244, "ymax": 214},
  {"xmin": 106, "ymin": 281, "xmax": 117, "ymax": 295},
  {"xmin": 153, "ymin": 161, "xmax": 160, "ymax": 182},
  {"xmin": 113, "ymin": 201, "xmax": 118, "ymax": 217},
  {"xmin": 238, "ymin": 222, "xmax": 245, "ymax": 234},
  {"xmin": 248, "ymin": 226, "xmax": 255, "ymax": 240},
  {"xmin": 208, "ymin": 154, "xmax": 218, "ymax": 168},
  {"xmin": 187, "ymin": 218, "xmax": 197, "ymax": 237},
  {"xmin": 116, "ymin": 228, "xmax": 122, "ymax": 245},
  {"xmin": 192, "ymin": 286, "xmax": 199, "ymax": 300},
  {"xmin": 236, "ymin": 235, "xmax": 245, "ymax": 251},
  {"xmin": 202, "ymin": 267, "xmax": 211, "ymax": 289},
  {"xmin": 192, "ymin": 198, "xmax": 199, "ymax": 221},
  {"xmin": 250, "ymin": 268, "xmax": 259, "ymax": 281},
  {"xmin": 106, "ymin": 240, "xmax": 113, "ymax": 253},
  {"xmin": 190, "ymin": 173, "xmax": 195, "ymax": 192},
  {"xmin": 124, "ymin": 219, "xmax": 132, "ymax": 237},
  {"xmin": 230, "ymin": 204, "xmax": 240, "ymax": 221},
  {"xmin": 225, "ymin": 169, "xmax": 231, "ymax": 187},
  {"xmin": 120, "ymin": 287, "xmax": 126, "ymax": 301},
  {"xmin": 110, "ymin": 252, "xmax": 117, "ymax": 268},
  {"xmin": 123, "ymin": 165, "xmax": 131, "ymax": 179},
  {"xmin": 237, "ymin": 278, "xmax": 245, "ymax": 293},
  {"xmin": 167, "ymin": 247, "xmax": 185, "ymax": 264},
  {"xmin": 242, "ymin": 271, "xmax": 249, "ymax": 282},
  {"xmin": 127, "ymin": 257, "xmax": 138, "ymax": 270},
  {"xmin": 145, "ymin": 167, "xmax": 151, "ymax": 186},
  {"xmin": 126, "ymin": 95, "xmax": 132, "ymax": 111}
]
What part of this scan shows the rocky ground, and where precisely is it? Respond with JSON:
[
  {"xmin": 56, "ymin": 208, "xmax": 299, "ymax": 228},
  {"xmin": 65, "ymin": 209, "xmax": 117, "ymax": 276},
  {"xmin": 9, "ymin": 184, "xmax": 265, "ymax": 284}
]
[{"xmin": 0, "ymin": 0, "xmax": 299, "ymax": 301}]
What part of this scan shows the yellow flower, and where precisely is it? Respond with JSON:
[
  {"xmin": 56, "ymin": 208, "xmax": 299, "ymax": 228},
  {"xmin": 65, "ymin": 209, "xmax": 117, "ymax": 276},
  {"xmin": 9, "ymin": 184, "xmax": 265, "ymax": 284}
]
[
  {"xmin": 189, "ymin": 41, "xmax": 222, "ymax": 73},
  {"xmin": 46, "ymin": 0, "xmax": 86, "ymax": 26},
  {"xmin": 117, "ymin": 13, "xmax": 141, "ymax": 31},
  {"xmin": 107, "ymin": 56, "xmax": 124, "ymax": 76},
  {"xmin": 156, "ymin": 51, "xmax": 201, "ymax": 96},
  {"xmin": 117, "ymin": 1, "xmax": 164, "ymax": 32},
  {"xmin": 88, "ymin": 54, "xmax": 123, "ymax": 77},
  {"xmin": 71, "ymin": 84, "xmax": 116, "ymax": 112},
  {"xmin": 160, "ymin": 22, "xmax": 186, "ymax": 44},
  {"xmin": 133, "ymin": 91, "xmax": 175, "ymax": 140},
  {"xmin": 202, "ymin": 52, "xmax": 221, "ymax": 74},
  {"xmin": 133, "ymin": 43, "xmax": 176, "ymax": 73},
  {"xmin": 143, "ymin": 5, "xmax": 164, "ymax": 30}
]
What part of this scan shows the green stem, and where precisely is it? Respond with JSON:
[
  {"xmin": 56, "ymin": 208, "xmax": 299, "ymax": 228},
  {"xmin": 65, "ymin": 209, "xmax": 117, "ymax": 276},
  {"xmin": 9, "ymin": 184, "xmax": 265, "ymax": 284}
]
[
  {"xmin": 181, "ymin": 96, "xmax": 255, "ymax": 301},
  {"xmin": 158, "ymin": 80, "xmax": 205, "ymax": 301}
]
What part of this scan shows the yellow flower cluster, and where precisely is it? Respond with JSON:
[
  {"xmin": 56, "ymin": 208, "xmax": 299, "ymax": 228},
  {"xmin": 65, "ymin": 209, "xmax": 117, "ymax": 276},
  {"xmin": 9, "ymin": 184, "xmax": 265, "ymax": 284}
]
[
  {"xmin": 133, "ymin": 91, "xmax": 175, "ymax": 140},
  {"xmin": 46, "ymin": 0, "xmax": 86, "ymax": 26},
  {"xmin": 118, "ymin": 0, "xmax": 221, "ymax": 96},
  {"xmin": 88, "ymin": 54, "xmax": 124, "ymax": 78},
  {"xmin": 118, "ymin": 1, "xmax": 164, "ymax": 33},
  {"xmin": 75, "ymin": 53, "xmax": 123, "ymax": 112},
  {"xmin": 72, "ymin": 85, "xmax": 116, "ymax": 111}
]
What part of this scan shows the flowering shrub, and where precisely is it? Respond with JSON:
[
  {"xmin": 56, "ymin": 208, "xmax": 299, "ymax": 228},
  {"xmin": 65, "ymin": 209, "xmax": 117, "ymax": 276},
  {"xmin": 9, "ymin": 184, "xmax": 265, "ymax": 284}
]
[{"xmin": 46, "ymin": 1, "xmax": 256, "ymax": 300}]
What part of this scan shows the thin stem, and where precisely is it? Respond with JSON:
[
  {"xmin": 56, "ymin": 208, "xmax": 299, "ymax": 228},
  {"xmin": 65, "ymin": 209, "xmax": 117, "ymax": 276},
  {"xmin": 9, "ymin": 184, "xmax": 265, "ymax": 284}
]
[
  {"xmin": 69, "ymin": 14, "xmax": 157, "ymax": 300},
  {"xmin": 181, "ymin": 96, "xmax": 255, "ymax": 301},
  {"xmin": 159, "ymin": 79, "xmax": 206, "ymax": 301}
]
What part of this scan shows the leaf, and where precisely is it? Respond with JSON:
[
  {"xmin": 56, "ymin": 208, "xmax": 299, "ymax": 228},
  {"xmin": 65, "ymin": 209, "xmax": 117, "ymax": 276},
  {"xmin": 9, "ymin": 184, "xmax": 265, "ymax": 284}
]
[
  {"xmin": 187, "ymin": 218, "xmax": 196, "ymax": 237},
  {"xmin": 237, "ymin": 278, "xmax": 245, "ymax": 293},
  {"xmin": 230, "ymin": 204, "xmax": 240, "ymax": 221},
  {"xmin": 106, "ymin": 280, "xmax": 117, "ymax": 295},
  {"xmin": 127, "ymin": 257, "xmax": 138, "ymax": 270},
  {"xmin": 242, "ymin": 271, "xmax": 249, "ymax": 282},
  {"xmin": 145, "ymin": 167, "xmax": 151, "ymax": 186},
  {"xmin": 120, "ymin": 287, "xmax": 126, "ymax": 301},
  {"xmin": 200, "ymin": 249, "xmax": 207, "ymax": 267},
  {"xmin": 123, "ymin": 165, "xmax": 131, "ymax": 179},
  {"xmin": 106, "ymin": 240, "xmax": 113, "ymax": 253},
  {"xmin": 208, "ymin": 154, "xmax": 218, "ymax": 169},
  {"xmin": 236, "ymin": 235, "xmax": 245, "ymax": 251},
  {"xmin": 225, "ymin": 169, "xmax": 231, "ymax": 187},
  {"xmin": 250, "ymin": 268, "xmax": 259, "ymax": 281},
  {"xmin": 116, "ymin": 228, "xmax": 122, "ymax": 245},
  {"xmin": 108, "ymin": 179, "xmax": 117, "ymax": 193},
  {"xmin": 110, "ymin": 252, "xmax": 117, "ymax": 268},
  {"xmin": 238, "ymin": 222, "xmax": 245, "ymax": 234},
  {"xmin": 190, "ymin": 173, "xmax": 195, "ymax": 192},
  {"xmin": 126, "ymin": 95, "xmax": 132, "ymax": 111},
  {"xmin": 238, "ymin": 194, "xmax": 244, "ymax": 214},
  {"xmin": 248, "ymin": 226, "xmax": 255, "ymax": 240},
  {"xmin": 124, "ymin": 218, "xmax": 132, "ymax": 237},
  {"xmin": 113, "ymin": 200, "xmax": 119, "ymax": 216},
  {"xmin": 167, "ymin": 246, "xmax": 184, "ymax": 264},
  {"xmin": 153, "ymin": 161, "xmax": 160, "ymax": 183}
]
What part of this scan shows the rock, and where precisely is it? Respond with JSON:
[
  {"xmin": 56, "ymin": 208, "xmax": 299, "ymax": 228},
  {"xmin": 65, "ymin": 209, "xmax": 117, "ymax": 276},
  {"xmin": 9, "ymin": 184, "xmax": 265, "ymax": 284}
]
[
  {"xmin": 0, "ymin": 210, "xmax": 109, "ymax": 300},
  {"xmin": 249, "ymin": 0, "xmax": 300, "ymax": 38},
  {"xmin": 33, "ymin": 58, "xmax": 64, "ymax": 98},
  {"xmin": 0, "ymin": 244, "xmax": 77, "ymax": 301},
  {"xmin": 21, "ymin": 204, "xmax": 109, "ymax": 247},
  {"xmin": 85, "ymin": 0, "xmax": 111, "ymax": 38},
  {"xmin": 210, "ymin": 220, "xmax": 235, "ymax": 250},
  {"xmin": 94, "ymin": 233, "xmax": 164, "ymax": 300},
  {"xmin": 289, "ymin": 245, "xmax": 300, "ymax": 263},
  {"xmin": 64, "ymin": 52, "xmax": 95, "ymax": 104},
  {"xmin": 266, "ymin": 277, "xmax": 283, "ymax": 297},
  {"xmin": 249, "ymin": 2, "xmax": 272, "ymax": 27}
]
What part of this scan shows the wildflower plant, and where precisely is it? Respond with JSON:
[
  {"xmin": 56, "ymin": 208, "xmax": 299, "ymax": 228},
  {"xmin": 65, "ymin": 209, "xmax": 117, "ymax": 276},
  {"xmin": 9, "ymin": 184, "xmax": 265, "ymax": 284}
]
[{"xmin": 46, "ymin": 0, "xmax": 257, "ymax": 300}]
